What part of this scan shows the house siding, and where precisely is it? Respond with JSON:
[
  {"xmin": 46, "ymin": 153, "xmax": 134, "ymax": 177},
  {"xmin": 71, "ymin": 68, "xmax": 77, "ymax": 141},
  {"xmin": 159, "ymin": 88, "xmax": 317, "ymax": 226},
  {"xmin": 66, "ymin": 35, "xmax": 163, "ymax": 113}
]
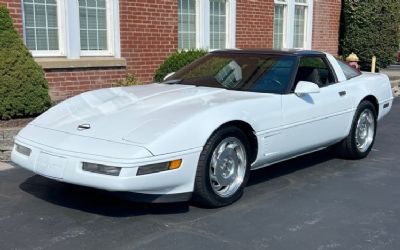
[{"xmin": 1, "ymin": 0, "xmax": 341, "ymax": 101}]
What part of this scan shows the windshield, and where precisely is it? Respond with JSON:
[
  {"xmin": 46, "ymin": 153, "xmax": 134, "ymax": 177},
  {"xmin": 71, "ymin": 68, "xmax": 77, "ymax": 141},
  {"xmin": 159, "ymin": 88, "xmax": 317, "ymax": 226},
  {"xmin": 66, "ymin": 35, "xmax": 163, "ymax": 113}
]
[{"xmin": 163, "ymin": 53, "xmax": 297, "ymax": 94}]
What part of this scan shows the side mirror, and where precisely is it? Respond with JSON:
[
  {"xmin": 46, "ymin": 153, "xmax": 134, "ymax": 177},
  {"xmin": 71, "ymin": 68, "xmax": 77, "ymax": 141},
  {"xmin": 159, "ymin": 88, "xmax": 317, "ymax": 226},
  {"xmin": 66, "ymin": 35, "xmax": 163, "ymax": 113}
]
[
  {"xmin": 163, "ymin": 72, "xmax": 175, "ymax": 81},
  {"xmin": 294, "ymin": 81, "xmax": 320, "ymax": 96}
]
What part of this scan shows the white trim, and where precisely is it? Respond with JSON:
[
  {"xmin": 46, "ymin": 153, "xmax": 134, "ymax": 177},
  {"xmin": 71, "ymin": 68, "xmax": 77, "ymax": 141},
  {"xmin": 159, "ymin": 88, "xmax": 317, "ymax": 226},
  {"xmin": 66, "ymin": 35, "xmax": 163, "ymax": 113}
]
[
  {"xmin": 113, "ymin": 0, "xmax": 121, "ymax": 58},
  {"xmin": 286, "ymin": 0, "xmax": 294, "ymax": 48},
  {"xmin": 65, "ymin": 0, "xmax": 80, "ymax": 59},
  {"xmin": 203, "ymin": 0, "xmax": 211, "ymax": 49},
  {"xmin": 195, "ymin": 0, "xmax": 202, "ymax": 48},
  {"xmin": 227, "ymin": 0, "xmax": 236, "ymax": 48},
  {"xmin": 306, "ymin": 0, "xmax": 313, "ymax": 49}
]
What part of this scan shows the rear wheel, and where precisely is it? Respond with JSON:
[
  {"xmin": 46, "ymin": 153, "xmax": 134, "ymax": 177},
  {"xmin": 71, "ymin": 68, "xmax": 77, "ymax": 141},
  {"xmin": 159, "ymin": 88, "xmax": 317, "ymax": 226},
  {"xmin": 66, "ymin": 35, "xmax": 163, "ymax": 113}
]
[
  {"xmin": 333, "ymin": 100, "xmax": 377, "ymax": 159},
  {"xmin": 192, "ymin": 127, "xmax": 251, "ymax": 207}
]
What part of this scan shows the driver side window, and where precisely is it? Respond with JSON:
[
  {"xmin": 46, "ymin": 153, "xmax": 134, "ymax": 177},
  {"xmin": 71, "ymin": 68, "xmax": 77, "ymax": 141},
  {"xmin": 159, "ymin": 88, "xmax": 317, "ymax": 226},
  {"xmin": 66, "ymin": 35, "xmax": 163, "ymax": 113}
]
[{"xmin": 294, "ymin": 57, "xmax": 336, "ymax": 88}]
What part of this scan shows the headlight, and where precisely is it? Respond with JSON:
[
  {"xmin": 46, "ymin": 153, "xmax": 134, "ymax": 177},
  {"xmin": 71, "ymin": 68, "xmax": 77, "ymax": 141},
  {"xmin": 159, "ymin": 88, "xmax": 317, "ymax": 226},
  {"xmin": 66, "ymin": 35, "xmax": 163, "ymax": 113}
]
[
  {"xmin": 82, "ymin": 162, "xmax": 121, "ymax": 176},
  {"xmin": 137, "ymin": 159, "xmax": 182, "ymax": 176},
  {"xmin": 15, "ymin": 144, "xmax": 31, "ymax": 156}
]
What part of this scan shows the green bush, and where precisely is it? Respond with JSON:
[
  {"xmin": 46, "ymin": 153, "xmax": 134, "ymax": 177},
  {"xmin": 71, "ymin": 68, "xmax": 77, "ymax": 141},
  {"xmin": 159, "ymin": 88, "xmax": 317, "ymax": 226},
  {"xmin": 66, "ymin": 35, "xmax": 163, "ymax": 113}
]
[
  {"xmin": 154, "ymin": 49, "xmax": 208, "ymax": 82},
  {"xmin": 0, "ymin": 6, "xmax": 51, "ymax": 120},
  {"xmin": 114, "ymin": 73, "xmax": 142, "ymax": 87},
  {"xmin": 340, "ymin": 0, "xmax": 400, "ymax": 70}
]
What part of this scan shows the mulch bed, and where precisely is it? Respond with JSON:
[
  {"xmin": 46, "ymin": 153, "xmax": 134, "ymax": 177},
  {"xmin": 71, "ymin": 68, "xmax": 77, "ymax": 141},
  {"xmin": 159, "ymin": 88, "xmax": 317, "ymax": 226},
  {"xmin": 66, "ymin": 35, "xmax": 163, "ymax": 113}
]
[{"xmin": 0, "ymin": 118, "xmax": 34, "ymax": 129}]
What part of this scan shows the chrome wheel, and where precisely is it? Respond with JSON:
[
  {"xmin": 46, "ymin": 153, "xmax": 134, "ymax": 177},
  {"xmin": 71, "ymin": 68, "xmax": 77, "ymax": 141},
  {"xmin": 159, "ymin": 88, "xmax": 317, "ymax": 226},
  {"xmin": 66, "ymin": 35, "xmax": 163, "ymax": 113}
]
[
  {"xmin": 355, "ymin": 109, "xmax": 375, "ymax": 153},
  {"xmin": 209, "ymin": 137, "xmax": 247, "ymax": 198}
]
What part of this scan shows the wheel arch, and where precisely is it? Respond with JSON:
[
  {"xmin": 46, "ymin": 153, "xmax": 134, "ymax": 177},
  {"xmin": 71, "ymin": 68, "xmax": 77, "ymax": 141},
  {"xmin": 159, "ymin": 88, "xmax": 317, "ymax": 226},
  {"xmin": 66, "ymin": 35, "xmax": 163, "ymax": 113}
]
[
  {"xmin": 212, "ymin": 120, "xmax": 258, "ymax": 164},
  {"xmin": 360, "ymin": 95, "xmax": 379, "ymax": 116}
]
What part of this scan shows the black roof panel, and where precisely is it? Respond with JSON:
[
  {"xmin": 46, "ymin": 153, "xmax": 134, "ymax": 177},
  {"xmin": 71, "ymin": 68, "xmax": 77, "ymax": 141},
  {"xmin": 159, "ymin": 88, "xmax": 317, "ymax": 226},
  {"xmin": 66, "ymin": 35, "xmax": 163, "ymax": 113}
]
[{"xmin": 211, "ymin": 49, "xmax": 325, "ymax": 56}]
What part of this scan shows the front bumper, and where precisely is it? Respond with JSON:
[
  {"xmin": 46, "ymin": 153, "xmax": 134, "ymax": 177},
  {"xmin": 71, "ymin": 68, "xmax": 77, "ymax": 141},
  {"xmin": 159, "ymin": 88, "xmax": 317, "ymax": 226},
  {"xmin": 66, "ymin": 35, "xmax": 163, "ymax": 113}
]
[{"xmin": 12, "ymin": 135, "xmax": 202, "ymax": 199}]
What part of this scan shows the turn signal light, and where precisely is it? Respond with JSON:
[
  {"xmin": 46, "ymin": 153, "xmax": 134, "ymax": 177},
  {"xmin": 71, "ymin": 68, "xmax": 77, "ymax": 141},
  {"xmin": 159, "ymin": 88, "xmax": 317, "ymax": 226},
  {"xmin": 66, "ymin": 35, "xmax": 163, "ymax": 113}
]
[
  {"xmin": 137, "ymin": 159, "xmax": 182, "ymax": 176},
  {"xmin": 15, "ymin": 144, "xmax": 31, "ymax": 156},
  {"xmin": 168, "ymin": 159, "xmax": 182, "ymax": 170},
  {"xmin": 82, "ymin": 162, "xmax": 121, "ymax": 176}
]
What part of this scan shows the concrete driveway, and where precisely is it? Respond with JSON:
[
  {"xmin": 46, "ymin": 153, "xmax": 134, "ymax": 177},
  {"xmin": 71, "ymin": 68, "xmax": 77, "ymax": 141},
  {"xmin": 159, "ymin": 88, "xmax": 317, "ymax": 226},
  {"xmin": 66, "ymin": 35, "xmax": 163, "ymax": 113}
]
[{"xmin": 0, "ymin": 99, "xmax": 399, "ymax": 250}]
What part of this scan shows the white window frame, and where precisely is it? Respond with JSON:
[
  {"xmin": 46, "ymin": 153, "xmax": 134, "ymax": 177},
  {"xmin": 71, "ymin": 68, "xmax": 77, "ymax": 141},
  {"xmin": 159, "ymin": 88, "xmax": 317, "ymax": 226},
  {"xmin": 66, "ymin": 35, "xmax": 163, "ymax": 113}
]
[
  {"xmin": 22, "ymin": 0, "xmax": 66, "ymax": 57},
  {"xmin": 177, "ymin": 0, "xmax": 199, "ymax": 49},
  {"xmin": 22, "ymin": 0, "xmax": 121, "ymax": 59},
  {"xmin": 178, "ymin": 0, "xmax": 236, "ymax": 50},
  {"xmin": 79, "ymin": 0, "xmax": 115, "ymax": 57},
  {"xmin": 273, "ymin": 0, "xmax": 287, "ymax": 49},
  {"xmin": 273, "ymin": 0, "xmax": 313, "ymax": 49}
]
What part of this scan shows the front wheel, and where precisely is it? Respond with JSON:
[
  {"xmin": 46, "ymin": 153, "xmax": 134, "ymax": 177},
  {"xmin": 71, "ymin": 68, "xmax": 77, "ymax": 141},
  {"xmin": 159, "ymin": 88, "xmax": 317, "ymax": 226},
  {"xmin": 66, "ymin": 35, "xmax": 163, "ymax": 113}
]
[
  {"xmin": 192, "ymin": 127, "xmax": 251, "ymax": 207},
  {"xmin": 333, "ymin": 100, "xmax": 377, "ymax": 159}
]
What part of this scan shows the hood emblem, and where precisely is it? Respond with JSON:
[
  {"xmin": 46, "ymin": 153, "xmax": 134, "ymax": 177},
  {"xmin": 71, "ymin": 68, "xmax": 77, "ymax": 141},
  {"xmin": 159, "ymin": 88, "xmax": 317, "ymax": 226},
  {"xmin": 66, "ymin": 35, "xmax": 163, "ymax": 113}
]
[{"xmin": 77, "ymin": 123, "xmax": 91, "ymax": 130}]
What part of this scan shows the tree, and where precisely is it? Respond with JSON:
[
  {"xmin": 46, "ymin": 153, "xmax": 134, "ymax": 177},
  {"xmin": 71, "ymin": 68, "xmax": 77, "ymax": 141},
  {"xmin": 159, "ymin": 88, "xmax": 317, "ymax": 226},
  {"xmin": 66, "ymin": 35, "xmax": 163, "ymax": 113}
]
[
  {"xmin": 340, "ymin": 0, "xmax": 400, "ymax": 70},
  {"xmin": 0, "ymin": 5, "xmax": 51, "ymax": 120}
]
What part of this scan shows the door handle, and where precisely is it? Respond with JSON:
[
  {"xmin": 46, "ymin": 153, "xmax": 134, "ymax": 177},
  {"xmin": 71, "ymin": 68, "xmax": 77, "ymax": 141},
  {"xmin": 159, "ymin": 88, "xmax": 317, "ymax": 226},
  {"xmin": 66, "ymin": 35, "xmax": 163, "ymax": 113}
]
[{"xmin": 339, "ymin": 91, "xmax": 347, "ymax": 97}]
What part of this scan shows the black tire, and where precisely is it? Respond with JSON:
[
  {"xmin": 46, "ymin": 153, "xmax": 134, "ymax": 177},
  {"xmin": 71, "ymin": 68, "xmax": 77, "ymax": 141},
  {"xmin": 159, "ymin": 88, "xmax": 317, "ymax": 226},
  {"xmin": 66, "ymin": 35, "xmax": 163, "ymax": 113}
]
[
  {"xmin": 332, "ymin": 100, "xmax": 377, "ymax": 159},
  {"xmin": 192, "ymin": 126, "xmax": 251, "ymax": 208}
]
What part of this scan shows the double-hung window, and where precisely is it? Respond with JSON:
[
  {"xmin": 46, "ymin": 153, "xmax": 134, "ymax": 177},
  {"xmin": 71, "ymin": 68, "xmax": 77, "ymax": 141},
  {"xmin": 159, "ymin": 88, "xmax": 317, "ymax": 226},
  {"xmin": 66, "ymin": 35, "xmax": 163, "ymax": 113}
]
[
  {"xmin": 79, "ymin": 0, "xmax": 111, "ymax": 55},
  {"xmin": 178, "ymin": 0, "xmax": 197, "ymax": 49},
  {"xmin": 178, "ymin": 0, "xmax": 236, "ymax": 50},
  {"xmin": 273, "ymin": 0, "xmax": 312, "ymax": 49},
  {"xmin": 209, "ymin": 0, "xmax": 227, "ymax": 50},
  {"xmin": 273, "ymin": 0, "xmax": 287, "ymax": 49},
  {"xmin": 22, "ymin": 0, "xmax": 120, "ymax": 59},
  {"xmin": 23, "ymin": 0, "xmax": 62, "ymax": 56}
]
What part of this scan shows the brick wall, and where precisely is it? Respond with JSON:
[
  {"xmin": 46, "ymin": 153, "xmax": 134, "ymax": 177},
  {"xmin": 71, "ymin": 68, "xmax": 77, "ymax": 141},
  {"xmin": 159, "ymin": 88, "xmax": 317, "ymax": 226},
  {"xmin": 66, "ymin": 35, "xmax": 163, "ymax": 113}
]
[
  {"xmin": 236, "ymin": 0, "xmax": 274, "ymax": 48},
  {"xmin": 0, "ymin": 0, "xmax": 178, "ymax": 101},
  {"xmin": 1, "ymin": 0, "xmax": 342, "ymax": 101},
  {"xmin": 45, "ymin": 69, "xmax": 127, "ymax": 100},
  {"xmin": 312, "ymin": 0, "xmax": 342, "ymax": 55},
  {"xmin": 119, "ymin": 0, "xmax": 178, "ymax": 81}
]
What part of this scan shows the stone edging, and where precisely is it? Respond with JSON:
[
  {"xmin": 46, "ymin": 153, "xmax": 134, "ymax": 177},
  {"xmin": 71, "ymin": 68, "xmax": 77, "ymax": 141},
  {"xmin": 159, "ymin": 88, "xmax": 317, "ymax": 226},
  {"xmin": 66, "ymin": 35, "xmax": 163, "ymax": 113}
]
[{"xmin": 0, "ymin": 119, "xmax": 32, "ymax": 161}]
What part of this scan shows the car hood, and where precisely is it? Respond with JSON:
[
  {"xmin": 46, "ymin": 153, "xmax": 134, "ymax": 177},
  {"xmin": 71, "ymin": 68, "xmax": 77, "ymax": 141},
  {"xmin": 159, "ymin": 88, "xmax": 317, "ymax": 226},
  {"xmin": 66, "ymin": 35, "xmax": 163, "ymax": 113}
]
[
  {"xmin": 31, "ymin": 84, "xmax": 229, "ymax": 143},
  {"xmin": 30, "ymin": 83, "xmax": 279, "ymax": 155}
]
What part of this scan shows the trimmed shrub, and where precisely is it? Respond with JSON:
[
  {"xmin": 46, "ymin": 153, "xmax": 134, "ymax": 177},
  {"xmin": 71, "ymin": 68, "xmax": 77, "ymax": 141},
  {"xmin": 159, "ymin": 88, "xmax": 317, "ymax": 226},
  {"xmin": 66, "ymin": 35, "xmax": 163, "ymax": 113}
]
[
  {"xmin": 340, "ymin": 0, "xmax": 400, "ymax": 70},
  {"xmin": 114, "ymin": 73, "xmax": 142, "ymax": 87},
  {"xmin": 0, "ymin": 6, "xmax": 51, "ymax": 120},
  {"xmin": 154, "ymin": 49, "xmax": 208, "ymax": 82}
]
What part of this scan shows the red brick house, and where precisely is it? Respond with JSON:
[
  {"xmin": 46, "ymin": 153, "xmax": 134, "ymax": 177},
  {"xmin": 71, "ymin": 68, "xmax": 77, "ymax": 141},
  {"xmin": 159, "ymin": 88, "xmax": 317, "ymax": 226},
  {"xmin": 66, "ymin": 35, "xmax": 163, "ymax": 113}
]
[{"xmin": 1, "ymin": 0, "xmax": 341, "ymax": 101}]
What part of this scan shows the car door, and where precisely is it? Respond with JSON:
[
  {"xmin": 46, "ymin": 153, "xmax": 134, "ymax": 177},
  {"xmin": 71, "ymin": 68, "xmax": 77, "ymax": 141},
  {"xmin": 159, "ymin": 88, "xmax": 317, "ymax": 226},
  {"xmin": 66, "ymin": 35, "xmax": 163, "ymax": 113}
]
[{"xmin": 281, "ymin": 56, "xmax": 353, "ymax": 157}]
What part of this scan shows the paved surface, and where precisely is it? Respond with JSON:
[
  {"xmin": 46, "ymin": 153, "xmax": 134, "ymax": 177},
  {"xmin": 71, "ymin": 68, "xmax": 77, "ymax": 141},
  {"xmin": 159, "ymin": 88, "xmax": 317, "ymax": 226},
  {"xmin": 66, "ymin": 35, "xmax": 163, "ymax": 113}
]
[{"xmin": 1, "ymin": 99, "xmax": 399, "ymax": 250}]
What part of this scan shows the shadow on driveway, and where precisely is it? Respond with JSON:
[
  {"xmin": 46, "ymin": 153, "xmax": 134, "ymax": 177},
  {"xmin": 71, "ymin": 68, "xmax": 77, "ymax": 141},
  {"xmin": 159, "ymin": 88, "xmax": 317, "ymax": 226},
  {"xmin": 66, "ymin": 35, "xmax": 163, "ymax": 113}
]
[{"xmin": 19, "ymin": 149, "xmax": 336, "ymax": 217}]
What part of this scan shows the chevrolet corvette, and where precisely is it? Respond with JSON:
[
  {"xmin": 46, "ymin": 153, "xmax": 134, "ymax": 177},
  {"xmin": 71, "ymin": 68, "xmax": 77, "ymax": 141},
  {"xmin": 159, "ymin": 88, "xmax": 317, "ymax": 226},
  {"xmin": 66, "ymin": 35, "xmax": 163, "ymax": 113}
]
[{"xmin": 12, "ymin": 50, "xmax": 394, "ymax": 207}]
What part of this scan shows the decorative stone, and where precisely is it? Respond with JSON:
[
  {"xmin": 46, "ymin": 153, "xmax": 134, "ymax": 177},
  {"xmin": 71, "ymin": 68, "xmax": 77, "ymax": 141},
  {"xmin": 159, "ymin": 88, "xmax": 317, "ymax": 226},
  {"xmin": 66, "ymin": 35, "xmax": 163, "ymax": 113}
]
[{"xmin": 0, "ymin": 151, "xmax": 11, "ymax": 162}]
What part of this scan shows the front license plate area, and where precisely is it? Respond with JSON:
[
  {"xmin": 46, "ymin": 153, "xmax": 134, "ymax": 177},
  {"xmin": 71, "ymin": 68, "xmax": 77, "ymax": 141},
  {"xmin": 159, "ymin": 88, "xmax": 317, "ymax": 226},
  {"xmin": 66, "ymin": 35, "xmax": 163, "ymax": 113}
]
[{"xmin": 36, "ymin": 152, "xmax": 66, "ymax": 179}]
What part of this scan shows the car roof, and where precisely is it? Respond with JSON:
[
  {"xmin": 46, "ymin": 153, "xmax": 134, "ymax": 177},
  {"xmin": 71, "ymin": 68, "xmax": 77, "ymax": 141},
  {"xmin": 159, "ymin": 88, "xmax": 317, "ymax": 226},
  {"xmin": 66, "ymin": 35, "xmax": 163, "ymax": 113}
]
[{"xmin": 211, "ymin": 49, "xmax": 325, "ymax": 56}]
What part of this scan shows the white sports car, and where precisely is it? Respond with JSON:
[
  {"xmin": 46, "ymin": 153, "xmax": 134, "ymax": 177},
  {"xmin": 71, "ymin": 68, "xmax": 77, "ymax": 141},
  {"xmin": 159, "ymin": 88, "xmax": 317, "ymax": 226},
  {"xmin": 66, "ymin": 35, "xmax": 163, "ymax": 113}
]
[{"xmin": 12, "ymin": 50, "xmax": 394, "ymax": 207}]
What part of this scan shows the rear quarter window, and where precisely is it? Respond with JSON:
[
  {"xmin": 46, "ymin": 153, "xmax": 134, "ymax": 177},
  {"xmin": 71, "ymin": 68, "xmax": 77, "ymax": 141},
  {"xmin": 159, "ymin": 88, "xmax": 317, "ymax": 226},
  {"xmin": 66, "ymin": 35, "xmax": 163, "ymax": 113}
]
[{"xmin": 336, "ymin": 60, "xmax": 361, "ymax": 80}]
